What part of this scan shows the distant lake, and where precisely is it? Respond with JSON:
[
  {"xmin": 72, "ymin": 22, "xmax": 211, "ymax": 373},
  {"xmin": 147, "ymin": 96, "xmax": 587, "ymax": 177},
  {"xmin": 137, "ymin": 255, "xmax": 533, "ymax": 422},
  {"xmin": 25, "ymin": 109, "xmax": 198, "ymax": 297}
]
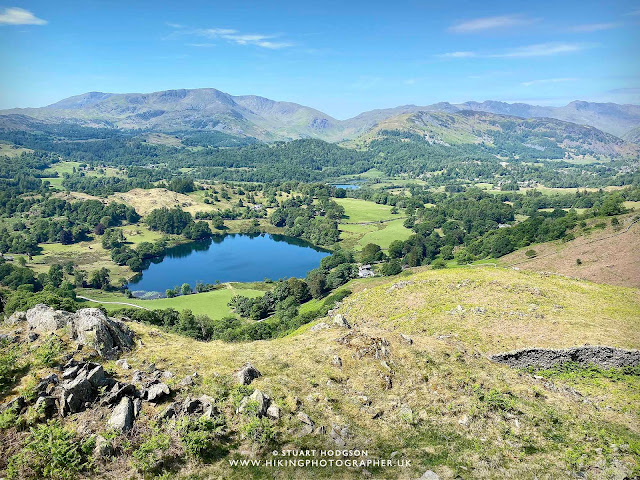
[
  {"xmin": 332, "ymin": 184, "xmax": 361, "ymax": 190},
  {"xmin": 128, "ymin": 233, "xmax": 330, "ymax": 295}
]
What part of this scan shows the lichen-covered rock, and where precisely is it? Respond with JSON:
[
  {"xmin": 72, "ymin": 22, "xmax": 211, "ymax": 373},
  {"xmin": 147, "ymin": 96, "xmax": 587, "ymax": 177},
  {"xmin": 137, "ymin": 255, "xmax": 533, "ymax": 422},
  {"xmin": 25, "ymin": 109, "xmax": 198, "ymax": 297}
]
[
  {"xmin": 6, "ymin": 311, "xmax": 26, "ymax": 325},
  {"xmin": 71, "ymin": 308, "xmax": 134, "ymax": 358},
  {"xmin": 21, "ymin": 305, "xmax": 135, "ymax": 357},
  {"xmin": 491, "ymin": 345, "xmax": 640, "ymax": 369},
  {"xmin": 26, "ymin": 304, "xmax": 71, "ymax": 332}
]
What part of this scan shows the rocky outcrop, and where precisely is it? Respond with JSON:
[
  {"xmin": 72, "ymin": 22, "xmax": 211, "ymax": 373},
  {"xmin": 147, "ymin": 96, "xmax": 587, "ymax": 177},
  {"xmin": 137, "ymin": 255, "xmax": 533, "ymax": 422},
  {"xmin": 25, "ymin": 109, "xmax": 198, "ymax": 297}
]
[
  {"xmin": 490, "ymin": 345, "xmax": 640, "ymax": 369},
  {"xmin": 23, "ymin": 305, "xmax": 134, "ymax": 357}
]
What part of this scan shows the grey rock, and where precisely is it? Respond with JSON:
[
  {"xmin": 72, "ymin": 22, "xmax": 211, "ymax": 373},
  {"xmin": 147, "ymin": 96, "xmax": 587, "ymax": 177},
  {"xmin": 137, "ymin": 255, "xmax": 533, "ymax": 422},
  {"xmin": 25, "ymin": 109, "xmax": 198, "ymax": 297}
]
[
  {"xmin": 71, "ymin": 308, "xmax": 134, "ymax": 358},
  {"xmin": 417, "ymin": 471, "xmax": 440, "ymax": 480},
  {"xmin": 235, "ymin": 363, "xmax": 261, "ymax": 385},
  {"xmin": 310, "ymin": 322, "xmax": 330, "ymax": 332},
  {"xmin": 297, "ymin": 412, "xmax": 314, "ymax": 426},
  {"xmin": 162, "ymin": 370, "xmax": 173, "ymax": 379},
  {"xmin": 86, "ymin": 365, "xmax": 108, "ymax": 387},
  {"xmin": 131, "ymin": 370, "xmax": 144, "ymax": 383},
  {"xmin": 133, "ymin": 398, "xmax": 142, "ymax": 418},
  {"xmin": 491, "ymin": 345, "xmax": 640, "ymax": 369},
  {"xmin": 333, "ymin": 314, "xmax": 351, "ymax": 329},
  {"xmin": 27, "ymin": 332, "xmax": 39, "ymax": 342},
  {"xmin": 400, "ymin": 334, "xmax": 413, "ymax": 345},
  {"xmin": 331, "ymin": 355, "xmax": 342, "ymax": 367},
  {"xmin": 107, "ymin": 396, "xmax": 134, "ymax": 432},
  {"xmin": 24, "ymin": 305, "xmax": 134, "ymax": 357},
  {"xmin": 61, "ymin": 377, "xmax": 94, "ymax": 414},
  {"xmin": 26, "ymin": 304, "xmax": 71, "ymax": 332},
  {"xmin": 63, "ymin": 365, "xmax": 81, "ymax": 380},
  {"xmin": 238, "ymin": 389, "xmax": 270, "ymax": 417},
  {"xmin": 1, "ymin": 396, "xmax": 26, "ymax": 414},
  {"xmin": 93, "ymin": 434, "xmax": 113, "ymax": 459},
  {"xmin": 180, "ymin": 375, "xmax": 194, "ymax": 387},
  {"xmin": 146, "ymin": 382, "xmax": 170, "ymax": 402},
  {"xmin": 101, "ymin": 382, "xmax": 136, "ymax": 406},
  {"xmin": 6, "ymin": 311, "xmax": 26, "ymax": 325},
  {"xmin": 157, "ymin": 403, "xmax": 177, "ymax": 422},
  {"xmin": 183, "ymin": 397, "xmax": 204, "ymax": 415},
  {"xmin": 35, "ymin": 396, "xmax": 58, "ymax": 418},
  {"xmin": 115, "ymin": 359, "xmax": 130, "ymax": 370},
  {"xmin": 266, "ymin": 404, "xmax": 281, "ymax": 420}
]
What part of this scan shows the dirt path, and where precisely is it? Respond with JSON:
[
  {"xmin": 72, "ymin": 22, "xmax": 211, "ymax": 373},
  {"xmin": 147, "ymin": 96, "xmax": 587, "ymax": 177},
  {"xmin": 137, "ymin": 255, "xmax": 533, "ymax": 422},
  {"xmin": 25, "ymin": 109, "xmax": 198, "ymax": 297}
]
[{"xmin": 76, "ymin": 295, "xmax": 152, "ymax": 311}]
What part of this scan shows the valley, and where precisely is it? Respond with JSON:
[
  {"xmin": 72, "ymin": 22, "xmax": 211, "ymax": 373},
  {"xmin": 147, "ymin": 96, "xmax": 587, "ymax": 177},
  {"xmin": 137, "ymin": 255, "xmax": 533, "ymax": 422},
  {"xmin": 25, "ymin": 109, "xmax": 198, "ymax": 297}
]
[{"xmin": 0, "ymin": 88, "xmax": 639, "ymax": 480}]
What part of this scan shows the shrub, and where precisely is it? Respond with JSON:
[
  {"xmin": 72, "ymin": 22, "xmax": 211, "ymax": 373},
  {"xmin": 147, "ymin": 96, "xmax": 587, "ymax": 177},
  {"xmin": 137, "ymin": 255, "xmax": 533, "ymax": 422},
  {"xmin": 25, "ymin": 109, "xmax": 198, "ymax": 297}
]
[
  {"xmin": 35, "ymin": 336, "xmax": 63, "ymax": 367},
  {"xmin": 0, "ymin": 341, "xmax": 20, "ymax": 394},
  {"xmin": 178, "ymin": 415, "xmax": 225, "ymax": 460},
  {"xmin": 525, "ymin": 249, "xmax": 537, "ymax": 258},
  {"xmin": 241, "ymin": 416, "xmax": 275, "ymax": 447},
  {"xmin": 131, "ymin": 431, "xmax": 171, "ymax": 476},
  {"xmin": 7, "ymin": 421, "xmax": 94, "ymax": 479}
]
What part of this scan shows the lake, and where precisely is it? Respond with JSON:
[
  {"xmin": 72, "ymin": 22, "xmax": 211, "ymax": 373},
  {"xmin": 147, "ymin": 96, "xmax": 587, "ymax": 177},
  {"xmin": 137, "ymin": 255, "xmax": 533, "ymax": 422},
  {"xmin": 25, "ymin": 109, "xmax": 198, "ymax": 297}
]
[
  {"xmin": 128, "ymin": 233, "xmax": 330, "ymax": 295},
  {"xmin": 332, "ymin": 184, "xmax": 361, "ymax": 190}
]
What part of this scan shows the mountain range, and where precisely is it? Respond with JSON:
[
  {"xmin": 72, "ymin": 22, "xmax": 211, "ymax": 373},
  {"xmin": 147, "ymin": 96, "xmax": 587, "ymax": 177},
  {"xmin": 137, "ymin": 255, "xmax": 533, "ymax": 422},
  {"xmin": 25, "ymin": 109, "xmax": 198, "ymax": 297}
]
[{"xmin": 1, "ymin": 88, "xmax": 640, "ymax": 143}]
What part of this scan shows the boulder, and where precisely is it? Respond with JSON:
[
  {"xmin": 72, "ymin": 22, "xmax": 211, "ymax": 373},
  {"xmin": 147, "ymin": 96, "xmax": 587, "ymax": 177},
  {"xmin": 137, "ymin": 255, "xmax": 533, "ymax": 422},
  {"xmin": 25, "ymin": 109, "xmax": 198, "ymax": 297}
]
[
  {"xmin": 297, "ymin": 412, "xmax": 314, "ymax": 426},
  {"xmin": 133, "ymin": 398, "xmax": 142, "ymax": 418},
  {"xmin": 310, "ymin": 322, "xmax": 330, "ymax": 332},
  {"xmin": 238, "ymin": 389, "xmax": 270, "ymax": 417},
  {"xmin": 107, "ymin": 396, "xmax": 134, "ymax": 432},
  {"xmin": 101, "ymin": 382, "xmax": 136, "ymax": 406},
  {"xmin": 61, "ymin": 377, "xmax": 94, "ymax": 414},
  {"xmin": 35, "ymin": 396, "xmax": 58, "ymax": 419},
  {"xmin": 400, "ymin": 334, "xmax": 413, "ymax": 345},
  {"xmin": 93, "ymin": 434, "xmax": 113, "ymax": 459},
  {"xmin": 71, "ymin": 309, "xmax": 134, "ymax": 358},
  {"xmin": 266, "ymin": 404, "xmax": 281, "ymax": 420},
  {"xmin": 235, "ymin": 363, "xmax": 261, "ymax": 385},
  {"xmin": 146, "ymin": 382, "xmax": 170, "ymax": 402},
  {"xmin": 157, "ymin": 403, "xmax": 177, "ymax": 422},
  {"xmin": 26, "ymin": 304, "xmax": 70, "ymax": 332},
  {"xmin": 115, "ymin": 359, "xmax": 130, "ymax": 370},
  {"xmin": 417, "ymin": 471, "xmax": 440, "ymax": 480},
  {"xmin": 6, "ymin": 311, "xmax": 26, "ymax": 325},
  {"xmin": 22, "ymin": 305, "xmax": 135, "ymax": 357},
  {"xmin": 1, "ymin": 396, "xmax": 26, "ymax": 414},
  {"xmin": 180, "ymin": 375, "xmax": 194, "ymax": 387},
  {"xmin": 331, "ymin": 355, "xmax": 342, "ymax": 367},
  {"xmin": 333, "ymin": 314, "xmax": 351, "ymax": 329}
]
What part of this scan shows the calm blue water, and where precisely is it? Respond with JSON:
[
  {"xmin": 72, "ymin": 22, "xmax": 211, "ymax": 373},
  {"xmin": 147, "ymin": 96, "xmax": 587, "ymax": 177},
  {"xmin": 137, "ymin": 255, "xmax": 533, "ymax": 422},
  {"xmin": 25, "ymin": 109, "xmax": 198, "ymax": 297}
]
[
  {"xmin": 332, "ymin": 184, "xmax": 361, "ymax": 190},
  {"xmin": 128, "ymin": 233, "xmax": 330, "ymax": 294}
]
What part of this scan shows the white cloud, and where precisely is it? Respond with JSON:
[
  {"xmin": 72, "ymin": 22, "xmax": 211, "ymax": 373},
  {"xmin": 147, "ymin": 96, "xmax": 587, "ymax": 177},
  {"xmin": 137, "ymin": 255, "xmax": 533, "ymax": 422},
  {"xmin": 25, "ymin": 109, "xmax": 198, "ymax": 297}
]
[
  {"xmin": 0, "ymin": 7, "xmax": 47, "ymax": 25},
  {"xmin": 438, "ymin": 51, "xmax": 477, "ymax": 58},
  {"xmin": 439, "ymin": 42, "xmax": 587, "ymax": 59},
  {"xmin": 187, "ymin": 43, "xmax": 216, "ymax": 48},
  {"xmin": 490, "ymin": 42, "xmax": 586, "ymax": 58},
  {"xmin": 568, "ymin": 23, "xmax": 619, "ymax": 33},
  {"xmin": 521, "ymin": 77, "xmax": 577, "ymax": 87},
  {"xmin": 625, "ymin": 9, "xmax": 640, "ymax": 16},
  {"xmin": 449, "ymin": 14, "xmax": 535, "ymax": 33},
  {"xmin": 169, "ymin": 24, "xmax": 293, "ymax": 49}
]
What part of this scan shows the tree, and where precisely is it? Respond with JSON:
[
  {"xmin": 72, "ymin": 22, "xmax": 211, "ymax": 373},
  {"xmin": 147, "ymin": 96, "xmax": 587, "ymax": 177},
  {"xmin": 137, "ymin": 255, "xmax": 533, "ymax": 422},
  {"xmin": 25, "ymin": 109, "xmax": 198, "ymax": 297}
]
[
  {"xmin": 48, "ymin": 264, "xmax": 64, "ymax": 288},
  {"xmin": 89, "ymin": 268, "xmax": 110, "ymax": 290},
  {"xmin": 74, "ymin": 269, "xmax": 87, "ymax": 287},
  {"xmin": 380, "ymin": 259, "xmax": 402, "ymax": 276},
  {"xmin": 388, "ymin": 240, "xmax": 404, "ymax": 259},
  {"xmin": 306, "ymin": 270, "xmax": 327, "ymax": 299},
  {"xmin": 361, "ymin": 243, "xmax": 384, "ymax": 264},
  {"xmin": 181, "ymin": 283, "xmax": 192, "ymax": 295}
]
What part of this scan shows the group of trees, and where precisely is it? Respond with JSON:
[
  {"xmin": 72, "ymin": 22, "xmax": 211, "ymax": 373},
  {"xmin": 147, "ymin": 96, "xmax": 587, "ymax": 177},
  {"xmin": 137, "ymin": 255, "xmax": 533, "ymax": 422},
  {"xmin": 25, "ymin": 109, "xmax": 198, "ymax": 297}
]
[{"xmin": 145, "ymin": 207, "xmax": 212, "ymax": 240}]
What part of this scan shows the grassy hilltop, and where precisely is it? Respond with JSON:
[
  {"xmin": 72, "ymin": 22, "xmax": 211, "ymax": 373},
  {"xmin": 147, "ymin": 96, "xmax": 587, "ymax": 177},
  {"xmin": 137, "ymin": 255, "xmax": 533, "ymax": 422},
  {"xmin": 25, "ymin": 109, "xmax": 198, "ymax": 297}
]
[{"xmin": 3, "ymin": 266, "xmax": 638, "ymax": 479}]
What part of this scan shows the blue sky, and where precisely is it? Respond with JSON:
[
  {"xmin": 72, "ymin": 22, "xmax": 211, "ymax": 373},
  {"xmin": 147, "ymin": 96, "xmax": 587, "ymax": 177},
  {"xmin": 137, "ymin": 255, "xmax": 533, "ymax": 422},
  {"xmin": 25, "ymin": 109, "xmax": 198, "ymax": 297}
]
[{"xmin": 0, "ymin": 0, "xmax": 638, "ymax": 118}]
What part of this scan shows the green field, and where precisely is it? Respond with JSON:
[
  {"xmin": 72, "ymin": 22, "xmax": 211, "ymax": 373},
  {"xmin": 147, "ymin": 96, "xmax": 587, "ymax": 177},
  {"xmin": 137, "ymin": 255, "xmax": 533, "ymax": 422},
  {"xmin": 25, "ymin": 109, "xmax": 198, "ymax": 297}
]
[
  {"xmin": 335, "ymin": 198, "xmax": 397, "ymax": 223},
  {"xmin": 77, "ymin": 286, "xmax": 264, "ymax": 319}
]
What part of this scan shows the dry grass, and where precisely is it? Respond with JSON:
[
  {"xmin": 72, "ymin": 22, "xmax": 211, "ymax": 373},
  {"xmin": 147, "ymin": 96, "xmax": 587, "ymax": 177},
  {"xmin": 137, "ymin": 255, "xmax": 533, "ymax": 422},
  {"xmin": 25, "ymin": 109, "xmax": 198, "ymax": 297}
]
[
  {"xmin": 501, "ymin": 214, "xmax": 640, "ymax": 288},
  {"xmin": 107, "ymin": 266, "xmax": 640, "ymax": 479},
  {"xmin": 110, "ymin": 188, "xmax": 216, "ymax": 216}
]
